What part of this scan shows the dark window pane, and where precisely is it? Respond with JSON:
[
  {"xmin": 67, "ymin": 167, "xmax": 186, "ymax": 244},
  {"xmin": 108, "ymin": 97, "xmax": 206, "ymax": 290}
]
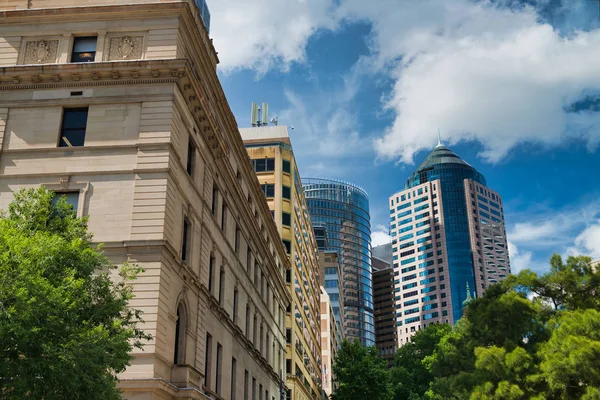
[
  {"xmin": 282, "ymin": 185, "xmax": 291, "ymax": 200},
  {"xmin": 282, "ymin": 212, "xmax": 291, "ymax": 226},
  {"xmin": 60, "ymin": 108, "xmax": 88, "ymax": 147},
  {"xmin": 282, "ymin": 159, "xmax": 291, "ymax": 173},
  {"xmin": 71, "ymin": 37, "xmax": 97, "ymax": 62},
  {"xmin": 266, "ymin": 158, "xmax": 275, "ymax": 171}
]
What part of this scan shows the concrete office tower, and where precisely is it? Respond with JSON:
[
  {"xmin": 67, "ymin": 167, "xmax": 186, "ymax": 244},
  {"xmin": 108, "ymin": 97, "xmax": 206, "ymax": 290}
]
[
  {"xmin": 304, "ymin": 178, "xmax": 375, "ymax": 346},
  {"xmin": 240, "ymin": 126, "xmax": 323, "ymax": 400},
  {"xmin": 320, "ymin": 287, "xmax": 341, "ymax": 398},
  {"xmin": 371, "ymin": 247, "xmax": 397, "ymax": 362},
  {"xmin": 389, "ymin": 142, "xmax": 510, "ymax": 345},
  {"xmin": 0, "ymin": 2, "xmax": 291, "ymax": 400}
]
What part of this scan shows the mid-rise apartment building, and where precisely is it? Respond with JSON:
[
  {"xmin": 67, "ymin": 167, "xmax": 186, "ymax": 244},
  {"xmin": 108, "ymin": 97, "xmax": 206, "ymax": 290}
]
[
  {"xmin": 389, "ymin": 141, "xmax": 510, "ymax": 345},
  {"xmin": 0, "ymin": 1, "xmax": 290, "ymax": 399},
  {"xmin": 372, "ymin": 253, "xmax": 397, "ymax": 362},
  {"xmin": 241, "ymin": 126, "xmax": 322, "ymax": 400},
  {"xmin": 319, "ymin": 287, "xmax": 340, "ymax": 399}
]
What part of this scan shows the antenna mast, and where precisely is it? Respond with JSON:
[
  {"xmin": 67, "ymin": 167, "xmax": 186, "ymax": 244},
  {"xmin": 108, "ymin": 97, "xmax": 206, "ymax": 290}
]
[{"xmin": 251, "ymin": 102, "xmax": 272, "ymax": 127}]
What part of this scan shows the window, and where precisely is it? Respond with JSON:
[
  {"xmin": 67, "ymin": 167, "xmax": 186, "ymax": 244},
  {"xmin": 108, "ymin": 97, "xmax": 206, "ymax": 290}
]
[
  {"xmin": 186, "ymin": 140, "xmax": 195, "ymax": 177},
  {"xmin": 219, "ymin": 268, "xmax": 225, "ymax": 305},
  {"xmin": 259, "ymin": 325, "xmax": 264, "ymax": 355},
  {"xmin": 216, "ymin": 343, "xmax": 223, "ymax": 395},
  {"xmin": 205, "ymin": 333, "xmax": 212, "ymax": 389},
  {"xmin": 71, "ymin": 36, "xmax": 96, "ymax": 62},
  {"xmin": 233, "ymin": 288, "xmax": 238, "ymax": 323},
  {"xmin": 282, "ymin": 212, "xmax": 291, "ymax": 226},
  {"xmin": 282, "ymin": 159, "xmax": 291, "ymax": 173},
  {"xmin": 282, "ymin": 240, "xmax": 291, "ymax": 254},
  {"xmin": 181, "ymin": 217, "xmax": 191, "ymax": 262},
  {"xmin": 174, "ymin": 303, "xmax": 186, "ymax": 364},
  {"xmin": 212, "ymin": 185, "xmax": 218, "ymax": 216},
  {"xmin": 252, "ymin": 378, "xmax": 256, "ymax": 400},
  {"xmin": 59, "ymin": 108, "xmax": 88, "ymax": 147},
  {"xmin": 231, "ymin": 358, "xmax": 237, "ymax": 400},
  {"xmin": 260, "ymin": 184, "xmax": 275, "ymax": 198},
  {"xmin": 221, "ymin": 202, "xmax": 228, "ymax": 232},
  {"xmin": 286, "ymin": 328, "xmax": 292, "ymax": 343},
  {"xmin": 252, "ymin": 158, "xmax": 275, "ymax": 172},
  {"xmin": 282, "ymin": 185, "xmax": 291, "ymax": 200},
  {"xmin": 235, "ymin": 226, "xmax": 241, "ymax": 253},
  {"xmin": 245, "ymin": 306, "xmax": 251, "ymax": 336},
  {"xmin": 247, "ymin": 249, "xmax": 252, "ymax": 273},
  {"xmin": 52, "ymin": 192, "xmax": 79, "ymax": 213},
  {"xmin": 253, "ymin": 314, "xmax": 257, "ymax": 346},
  {"xmin": 208, "ymin": 254, "xmax": 215, "ymax": 293},
  {"xmin": 244, "ymin": 370, "xmax": 249, "ymax": 400},
  {"xmin": 259, "ymin": 384, "xmax": 263, "ymax": 400}
]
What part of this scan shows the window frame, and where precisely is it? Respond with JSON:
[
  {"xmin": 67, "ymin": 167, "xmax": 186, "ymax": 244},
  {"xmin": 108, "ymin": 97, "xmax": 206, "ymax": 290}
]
[
  {"xmin": 59, "ymin": 107, "xmax": 89, "ymax": 147},
  {"xmin": 70, "ymin": 36, "xmax": 97, "ymax": 63}
]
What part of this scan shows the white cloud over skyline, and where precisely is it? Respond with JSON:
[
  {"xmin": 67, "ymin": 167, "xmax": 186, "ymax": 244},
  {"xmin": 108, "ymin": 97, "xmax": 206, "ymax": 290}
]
[{"xmin": 210, "ymin": 0, "xmax": 600, "ymax": 164}]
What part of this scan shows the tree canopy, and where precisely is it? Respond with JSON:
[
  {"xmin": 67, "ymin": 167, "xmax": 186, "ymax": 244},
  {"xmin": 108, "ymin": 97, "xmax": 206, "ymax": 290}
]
[
  {"xmin": 0, "ymin": 188, "xmax": 149, "ymax": 399},
  {"xmin": 332, "ymin": 339, "xmax": 393, "ymax": 400},
  {"xmin": 332, "ymin": 254, "xmax": 600, "ymax": 400}
]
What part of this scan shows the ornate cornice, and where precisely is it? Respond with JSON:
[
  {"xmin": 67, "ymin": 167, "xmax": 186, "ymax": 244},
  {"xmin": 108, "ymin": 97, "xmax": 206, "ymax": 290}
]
[{"xmin": 0, "ymin": 58, "xmax": 186, "ymax": 90}]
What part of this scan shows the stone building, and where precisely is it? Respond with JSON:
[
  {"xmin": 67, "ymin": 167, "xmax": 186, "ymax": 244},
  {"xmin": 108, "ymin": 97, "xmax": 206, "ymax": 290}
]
[
  {"xmin": 319, "ymin": 287, "xmax": 340, "ymax": 399},
  {"xmin": 241, "ymin": 126, "xmax": 322, "ymax": 400},
  {"xmin": 0, "ymin": 1, "xmax": 291, "ymax": 399}
]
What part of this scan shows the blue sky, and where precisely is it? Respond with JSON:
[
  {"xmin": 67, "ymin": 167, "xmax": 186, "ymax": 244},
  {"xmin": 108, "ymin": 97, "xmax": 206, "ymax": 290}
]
[{"xmin": 209, "ymin": 0, "xmax": 600, "ymax": 273}]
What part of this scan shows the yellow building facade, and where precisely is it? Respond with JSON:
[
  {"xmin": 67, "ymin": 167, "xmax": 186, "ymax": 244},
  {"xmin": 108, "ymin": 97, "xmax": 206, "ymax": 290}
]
[{"xmin": 241, "ymin": 126, "xmax": 322, "ymax": 400}]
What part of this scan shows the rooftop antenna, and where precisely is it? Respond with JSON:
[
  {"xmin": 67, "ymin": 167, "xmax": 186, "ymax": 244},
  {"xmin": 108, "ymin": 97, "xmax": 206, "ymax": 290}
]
[
  {"xmin": 251, "ymin": 102, "xmax": 271, "ymax": 127},
  {"xmin": 437, "ymin": 127, "xmax": 442, "ymax": 147}
]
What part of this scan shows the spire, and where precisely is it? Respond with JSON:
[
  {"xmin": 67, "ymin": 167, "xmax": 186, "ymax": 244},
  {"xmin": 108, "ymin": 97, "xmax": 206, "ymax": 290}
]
[
  {"xmin": 462, "ymin": 281, "xmax": 473, "ymax": 308},
  {"xmin": 436, "ymin": 128, "xmax": 442, "ymax": 147}
]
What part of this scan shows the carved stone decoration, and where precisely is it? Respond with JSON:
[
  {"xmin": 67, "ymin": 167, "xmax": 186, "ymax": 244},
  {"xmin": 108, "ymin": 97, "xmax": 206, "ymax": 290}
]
[
  {"xmin": 59, "ymin": 176, "xmax": 70, "ymax": 190},
  {"xmin": 24, "ymin": 40, "xmax": 59, "ymax": 64},
  {"xmin": 108, "ymin": 36, "xmax": 143, "ymax": 61}
]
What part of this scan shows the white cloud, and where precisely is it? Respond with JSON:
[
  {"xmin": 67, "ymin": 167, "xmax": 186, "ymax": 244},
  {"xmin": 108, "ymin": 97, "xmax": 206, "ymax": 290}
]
[
  {"xmin": 342, "ymin": 0, "xmax": 600, "ymax": 164},
  {"xmin": 209, "ymin": 0, "xmax": 600, "ymax": 163},
  {"xmin": 210, "ymin": 0, "xmax": 338, "ymax": 74},
  {"xmin": 371, "ymin": 224, "xmax": 391, "ymax": 247},
  {"xmin": 572, "ymin": 221, "xmax": 600, "ymax": 259},
  {"xmin": 508, "ymin": 241, "xmax": 534, "ymax": 273}
]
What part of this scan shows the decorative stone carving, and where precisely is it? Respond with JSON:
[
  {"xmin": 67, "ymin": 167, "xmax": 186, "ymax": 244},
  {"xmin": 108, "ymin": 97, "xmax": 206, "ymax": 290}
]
[
  {"xmin": 108, "ymin": 36, "xmax": 143, "ymax": 60},
  {"xmin": 24, "ymin": 40, "xmax": 59, "ymax": 64}
]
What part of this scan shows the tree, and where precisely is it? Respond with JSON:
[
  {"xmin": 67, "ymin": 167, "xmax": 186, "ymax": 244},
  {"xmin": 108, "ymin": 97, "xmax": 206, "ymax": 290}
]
[
  {"xmin": 0, "ymin": 188, "xmax": 150, "ymax": 399},
  {"xmin": 332, "ymin": 340, "xmax": 393, "ymax": 400},
  {"xmin": 539, "ymin": 309, "xmax": 600, "ymax": 399},
  {"xmin": 391, "ymin": 323, "xmax": 451, "ymax": 399}
]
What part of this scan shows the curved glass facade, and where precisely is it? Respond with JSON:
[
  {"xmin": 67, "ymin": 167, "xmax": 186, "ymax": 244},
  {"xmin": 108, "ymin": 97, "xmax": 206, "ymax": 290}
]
[
  {"xmin": 303, "ymin": 178, "xmax": 375, "ymax": 346},
  {"xmin": 404, "ymin": 144, "xmax": 486, "ymax": 322}
]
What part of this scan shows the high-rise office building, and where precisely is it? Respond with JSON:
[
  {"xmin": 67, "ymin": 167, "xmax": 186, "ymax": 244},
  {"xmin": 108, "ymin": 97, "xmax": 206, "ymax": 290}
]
[
  {"xmin": 240, "ymin": 125, "xmax": 323, "ymax": 400},
  {"xmin": 0, "ymin": 1, "xmax": 290, "ymax": 399},
  {"xmin": 304, "ymin": 178, "xmax": 375, "ymax": 346},
  {"xmin": 371, "ymin": 246, "xmax": 397, "ymax": 362},
  {"xmin": 389, "ymin": 141, "xmax": 510, "ymax": 345},
  {"xmin": 194, "ymin": 0, "xmax": 211, "ymax": 33}
]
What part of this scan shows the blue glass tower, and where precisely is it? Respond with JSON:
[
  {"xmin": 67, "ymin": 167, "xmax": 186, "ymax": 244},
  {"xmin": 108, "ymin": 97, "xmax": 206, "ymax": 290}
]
[
  {"xmin": 403, "ymin": 143, "xmax": 486, "ymax": 323},
  {"xmin": 303, "ymin": 178, "xmax": 375, "ymax": 346},
  {"xmin": 195, "ymin": 0, "xmax": 211, "ymax": 33}
]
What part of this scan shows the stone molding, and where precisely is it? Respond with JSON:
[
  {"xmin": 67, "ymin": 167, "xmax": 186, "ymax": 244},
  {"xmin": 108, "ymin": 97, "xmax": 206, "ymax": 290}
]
[
  {"xmin": 23, "ymin": 39, "xmax": 60, "ymax": 64},
  {"xmin": 108, "ymin": 35, "xmax": 145, "ymax": 61}
]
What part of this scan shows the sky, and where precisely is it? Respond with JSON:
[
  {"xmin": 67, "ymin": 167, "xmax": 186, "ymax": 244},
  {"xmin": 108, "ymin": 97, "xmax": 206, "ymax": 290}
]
[{"xmin": 209, "ymin": 0, "xmax": 600, "ymax": 274}]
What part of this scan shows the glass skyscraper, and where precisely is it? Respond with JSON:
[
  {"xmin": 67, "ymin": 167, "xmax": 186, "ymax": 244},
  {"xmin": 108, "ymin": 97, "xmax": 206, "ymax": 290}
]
[
  {"xmin": 303, "ymin": 178, "xmax": 375, "ymax": 346},
  {"xmin": 389, "ymin": 142, "xmax": 510, "ymax": 345}
]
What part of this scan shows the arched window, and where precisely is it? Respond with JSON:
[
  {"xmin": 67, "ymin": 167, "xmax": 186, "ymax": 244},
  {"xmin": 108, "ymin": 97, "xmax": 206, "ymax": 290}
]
[{"xmin": 174, "ymin": 303, "xmax": 187, "ymax": 365}]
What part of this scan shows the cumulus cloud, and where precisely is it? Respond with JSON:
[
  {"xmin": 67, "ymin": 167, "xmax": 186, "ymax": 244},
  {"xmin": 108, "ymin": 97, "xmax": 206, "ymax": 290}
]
[
  {"xmin": 371, "ymin": 224, "xmax": 392, "ymax": 247},
  {"xmin": 572, "ymin": 221, "xmax": 600, "ymax": 259},
  {"xmin": 209, "ymin": 0, "xmax": 338, "ymax": 74},
  {"xmin": 342, "ymin": 0, "xmax": 600, "ymax": 164},
  {"xmin": 508, "ymin": 241, "xmax": 534, "ymax": 273}
]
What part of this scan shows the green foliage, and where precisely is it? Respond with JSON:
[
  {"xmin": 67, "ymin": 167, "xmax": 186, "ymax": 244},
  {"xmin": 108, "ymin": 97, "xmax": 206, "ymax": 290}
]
[
  {"xmin": 332, "ymin": 339, "xmax": 393, "ymax": 400},
  {"xmin": 382, "ymin": 253, "xmax": 600, "ymax": 400},
  {"xmin": 391, "ymin": 323, "xmax": 450, "ymax": 400},
  {"xmin": 0, "ymin": 188, "xmax": 150, "ymax": 399}
]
